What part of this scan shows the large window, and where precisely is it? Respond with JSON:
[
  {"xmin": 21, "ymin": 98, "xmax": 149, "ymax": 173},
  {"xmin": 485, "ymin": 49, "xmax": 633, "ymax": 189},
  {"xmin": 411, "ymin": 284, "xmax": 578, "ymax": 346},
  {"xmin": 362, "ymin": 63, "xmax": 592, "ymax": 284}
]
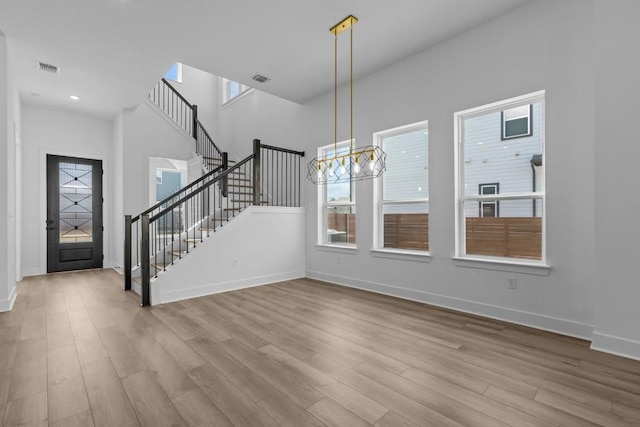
[
  {"xmin": 374, "ymin": 121, "xmax": 429, "ymax": 252},
  {"xmin": 222, "ymin": 78, "xmax": 252, "ymax": 104},
  {"xmin": 455, "ymin": 91, "xmax": 545, "ymax": 262},
  {"xmin": 318, "ymin": 141, "xmax": 356, "ymax": 246}
]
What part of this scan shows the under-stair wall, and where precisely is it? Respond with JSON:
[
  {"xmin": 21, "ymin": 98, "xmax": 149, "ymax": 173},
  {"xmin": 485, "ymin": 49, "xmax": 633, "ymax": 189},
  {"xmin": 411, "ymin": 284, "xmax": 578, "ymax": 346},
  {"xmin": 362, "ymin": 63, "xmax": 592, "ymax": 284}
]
[{"xmin": 151, "ymin": 206, "xmax": 305, "ymax": 304}]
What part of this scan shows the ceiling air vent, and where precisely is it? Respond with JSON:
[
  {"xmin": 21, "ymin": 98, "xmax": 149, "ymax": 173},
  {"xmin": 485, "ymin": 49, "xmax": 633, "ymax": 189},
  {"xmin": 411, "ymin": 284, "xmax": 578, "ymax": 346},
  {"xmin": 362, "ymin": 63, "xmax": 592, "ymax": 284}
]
[
  {"xmin": 38, "ymin": 61, "xmax": 60, "ymax": 74},
  {"xmin": 251, "ymin": 74, "xmax": 271, "ymax": 83}
]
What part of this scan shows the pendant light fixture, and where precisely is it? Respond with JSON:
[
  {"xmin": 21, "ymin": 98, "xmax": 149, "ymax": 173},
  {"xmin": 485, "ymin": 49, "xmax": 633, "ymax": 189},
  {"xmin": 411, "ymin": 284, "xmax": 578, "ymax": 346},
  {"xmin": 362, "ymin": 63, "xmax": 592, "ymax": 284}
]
[{"xmin": 307, "ymin": 15, "xmax": 386, "ymax": 184}]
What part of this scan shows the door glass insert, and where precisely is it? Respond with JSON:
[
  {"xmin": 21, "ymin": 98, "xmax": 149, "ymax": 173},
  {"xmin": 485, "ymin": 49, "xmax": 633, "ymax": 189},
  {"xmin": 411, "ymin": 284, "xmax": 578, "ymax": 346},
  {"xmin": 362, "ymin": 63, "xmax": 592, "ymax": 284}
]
[{"xmin": 59, "ymin": 162, "xmax": 93, "ymax": 243}]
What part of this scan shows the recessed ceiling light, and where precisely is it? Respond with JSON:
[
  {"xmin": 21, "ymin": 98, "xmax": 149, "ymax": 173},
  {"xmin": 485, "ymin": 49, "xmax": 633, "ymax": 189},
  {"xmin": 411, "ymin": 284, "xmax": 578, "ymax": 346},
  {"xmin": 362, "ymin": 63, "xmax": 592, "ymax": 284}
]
[{"xmin": 70, "ymin": 95, "xmax": 80, "ymax": 101}]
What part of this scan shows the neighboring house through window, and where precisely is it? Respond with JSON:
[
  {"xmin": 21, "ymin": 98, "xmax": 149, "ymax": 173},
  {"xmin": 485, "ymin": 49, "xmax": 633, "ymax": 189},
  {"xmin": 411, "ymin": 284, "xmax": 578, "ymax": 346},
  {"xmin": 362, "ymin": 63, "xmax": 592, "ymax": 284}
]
[
  {"xmin": 479, "ymin": 183, "xmax": 499, "ymax": 217},
  {"xmin": 502, "ymin": 104, "xmax": 532, "ymax": 140},
  {"xmin": 374, "ymin": 121, "xmax": 429, "ymax": 252},
  {"xmin": 455, "ymin": 91, "xmax": 545, "ymax": 261}
]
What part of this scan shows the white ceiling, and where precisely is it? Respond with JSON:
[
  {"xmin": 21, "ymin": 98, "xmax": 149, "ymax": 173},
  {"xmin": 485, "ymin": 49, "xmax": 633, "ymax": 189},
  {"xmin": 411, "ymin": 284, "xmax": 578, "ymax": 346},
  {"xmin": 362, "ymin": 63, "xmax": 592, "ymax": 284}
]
[{"xmin": 0, "ymin": 0, "xmax": 531, "ymax": 119}]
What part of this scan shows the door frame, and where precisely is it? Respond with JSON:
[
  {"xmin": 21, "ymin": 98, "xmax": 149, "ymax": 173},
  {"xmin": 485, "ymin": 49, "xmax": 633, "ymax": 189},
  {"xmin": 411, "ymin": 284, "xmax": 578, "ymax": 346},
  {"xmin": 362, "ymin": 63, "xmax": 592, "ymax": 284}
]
[
  {"xmin": 38, "ymin": 148, "xmax": 110, "ymax": 275},
  {"xmin": 46, "ymin": 154, "xmax": 103, "ymax": 272}
]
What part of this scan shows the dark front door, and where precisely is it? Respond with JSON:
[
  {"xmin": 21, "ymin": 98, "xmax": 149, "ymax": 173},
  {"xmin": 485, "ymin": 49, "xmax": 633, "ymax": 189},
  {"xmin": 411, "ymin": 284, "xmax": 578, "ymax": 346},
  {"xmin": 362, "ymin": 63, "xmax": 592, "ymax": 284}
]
[{"xmin": 47, "ymin": 155, "xmax": 103, "ymax": 273}]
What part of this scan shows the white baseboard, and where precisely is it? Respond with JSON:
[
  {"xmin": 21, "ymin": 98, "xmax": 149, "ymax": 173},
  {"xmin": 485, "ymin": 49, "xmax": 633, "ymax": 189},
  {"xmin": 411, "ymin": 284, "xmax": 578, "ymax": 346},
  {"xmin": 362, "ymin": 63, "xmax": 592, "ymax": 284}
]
[
  {"xmin": 153, "ymin": 270, "xmax": 305, "ymax": 305},
  {"xmin": 591, "ymin": 332, "xmax": 640, "ymax": 362},
  {"xmin": 22, "ymin": 267, "xmax": 45, "ymax": 277},
  {"xmin": 306, "ymin": 270, "xmax": 594, "ymax": 341},
  {"xmin": 0, "ymin": 286, "xmax": 17, "ymax": 312}
]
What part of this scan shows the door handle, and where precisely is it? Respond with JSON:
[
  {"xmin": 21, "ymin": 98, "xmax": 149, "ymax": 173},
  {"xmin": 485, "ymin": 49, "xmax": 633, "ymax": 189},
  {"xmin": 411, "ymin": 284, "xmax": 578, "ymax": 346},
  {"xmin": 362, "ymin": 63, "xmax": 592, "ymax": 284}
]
[
  {"xmin": 45, "ymin": 227, "xmax": 56, "ymax": 231},
  {"xmin": 46, "ymin": 220, "xmax": 54, "ymax": 224}
]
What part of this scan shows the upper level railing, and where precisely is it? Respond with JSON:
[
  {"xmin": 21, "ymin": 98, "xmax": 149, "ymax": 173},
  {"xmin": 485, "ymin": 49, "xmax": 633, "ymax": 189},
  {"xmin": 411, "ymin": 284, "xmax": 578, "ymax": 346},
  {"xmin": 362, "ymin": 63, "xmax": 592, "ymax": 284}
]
[
  {"xmin": 124, "ymin": 139, "xmax": 304, "ymax": 306},
  {"xmin": 259, "ymin": 143, "xmax": 305, "ymax": 207},
  {"xmin": 148, "ymin": 78, "xmax": 223, "ymax": 167}
]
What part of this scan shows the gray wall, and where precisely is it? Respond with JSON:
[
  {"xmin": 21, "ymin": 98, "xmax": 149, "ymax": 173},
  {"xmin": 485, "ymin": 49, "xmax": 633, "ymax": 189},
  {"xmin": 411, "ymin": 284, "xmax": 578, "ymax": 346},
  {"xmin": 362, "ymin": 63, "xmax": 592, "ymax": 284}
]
[
  {"xmin": 21, "ymin": 106, "xmax": 114, "ymax": 276},
  {"xmin": 303, "ymin": 0, "xmax": 600, "ymax": 346},
  {"xmin": 592, "ymin": 0, "xmax": 640, "ymax": 358}
]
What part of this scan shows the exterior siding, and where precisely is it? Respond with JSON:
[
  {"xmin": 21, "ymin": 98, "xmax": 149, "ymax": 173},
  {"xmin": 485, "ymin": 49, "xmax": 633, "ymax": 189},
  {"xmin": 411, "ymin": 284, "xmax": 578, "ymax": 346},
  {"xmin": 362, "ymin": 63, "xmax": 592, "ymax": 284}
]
[{"xmin": 463, "ymin": 102, "xmax": 542, "ymax": 217}]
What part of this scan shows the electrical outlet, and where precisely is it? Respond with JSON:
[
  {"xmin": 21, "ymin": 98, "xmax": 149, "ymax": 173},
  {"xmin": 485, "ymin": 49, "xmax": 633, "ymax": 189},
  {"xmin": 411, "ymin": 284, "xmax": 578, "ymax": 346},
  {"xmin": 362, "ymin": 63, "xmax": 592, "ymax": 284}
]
[
  {"xmin": 508, "ymin": 277, "xmax": 517, "ymax": 289},
  {"xmin": 233, "ymin": 258, "xmax": 239, "ymax": 268}
]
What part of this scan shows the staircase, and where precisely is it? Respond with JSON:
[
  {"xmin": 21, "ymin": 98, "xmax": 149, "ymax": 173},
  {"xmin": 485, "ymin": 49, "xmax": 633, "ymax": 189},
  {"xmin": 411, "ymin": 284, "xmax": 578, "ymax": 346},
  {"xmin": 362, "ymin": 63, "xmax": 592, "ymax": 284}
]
[{"xmin": 125, "ymin": 78, "xmax": 305, "ymax": 306}]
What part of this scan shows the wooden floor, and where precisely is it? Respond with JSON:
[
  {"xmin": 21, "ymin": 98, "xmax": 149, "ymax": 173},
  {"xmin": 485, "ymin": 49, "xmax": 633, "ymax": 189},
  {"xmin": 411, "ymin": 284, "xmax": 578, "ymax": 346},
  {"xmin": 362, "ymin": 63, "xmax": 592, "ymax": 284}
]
[{"xmin": 1, "ymin": 270, "xmax": 640, "ymax": 427}]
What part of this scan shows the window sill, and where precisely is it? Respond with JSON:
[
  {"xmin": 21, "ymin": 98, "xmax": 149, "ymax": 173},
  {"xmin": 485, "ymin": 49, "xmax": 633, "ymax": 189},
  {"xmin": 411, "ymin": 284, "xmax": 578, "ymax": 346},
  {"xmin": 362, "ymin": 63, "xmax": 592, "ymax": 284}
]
[
  {"xmin": 316, "ymin": 244, "xmax": 357, "ymax": 254},
  {"xmin": 371, "ymin": 249, "xmax": 431, "ymax": 263},
  {"xmin": 452, "ymin": 256, "xmax": 551, "ymax": 276}
]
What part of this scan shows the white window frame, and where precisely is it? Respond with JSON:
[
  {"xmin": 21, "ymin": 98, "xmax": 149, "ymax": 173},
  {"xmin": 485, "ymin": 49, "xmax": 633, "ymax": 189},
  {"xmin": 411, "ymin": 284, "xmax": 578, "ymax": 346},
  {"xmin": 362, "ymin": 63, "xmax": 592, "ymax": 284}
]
[
  {"xmin": 454, "ymin": 90, "xmax": 546, "ymax": 266},
  {"xmin": 373, "ymin": 120, "xmax": 429, "ymax": 255},
  {"xmin": 317, "ymin": 140, "xmax": 356, "ymax": 248},
  {"xmin": 222, "ymin": 78, "xmax": 253, "ymax": 105}
]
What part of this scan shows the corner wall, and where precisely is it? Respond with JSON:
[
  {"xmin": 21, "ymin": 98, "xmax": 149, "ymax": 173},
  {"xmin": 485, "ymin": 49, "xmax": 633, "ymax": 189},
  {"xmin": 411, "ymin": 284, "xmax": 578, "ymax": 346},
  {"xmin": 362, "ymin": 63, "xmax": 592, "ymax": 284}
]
[
  {"xmin": 304, "ymin": 1, "xmax": 599, "ymax": 342},
  {"xmin": 0, "ymin": 32, "xmax": 20, "ymax": 311},
  {"xmin": 592, "ymin": 0, "xmax": 640, "ymax": 359}
]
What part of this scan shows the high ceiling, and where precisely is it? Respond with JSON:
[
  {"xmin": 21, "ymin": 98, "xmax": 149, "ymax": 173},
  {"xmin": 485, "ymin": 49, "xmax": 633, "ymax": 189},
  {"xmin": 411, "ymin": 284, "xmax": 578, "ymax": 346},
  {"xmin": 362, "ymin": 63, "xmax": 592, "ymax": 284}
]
[{"xmin": 0, "ymin": 0, "xmax": 531, "ymax": 119}]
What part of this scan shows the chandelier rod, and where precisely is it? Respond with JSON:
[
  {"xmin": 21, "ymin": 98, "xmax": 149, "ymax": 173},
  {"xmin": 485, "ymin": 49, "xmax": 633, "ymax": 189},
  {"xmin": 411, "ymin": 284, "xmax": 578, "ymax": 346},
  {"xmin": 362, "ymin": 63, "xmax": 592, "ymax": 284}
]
[
  {"xmin": 334, "ymin": 31, "xmax": 338, "ymax": 160},
  {"xmin": 350, "ymin": 21, "xmax": 354, "ymax": 156}
]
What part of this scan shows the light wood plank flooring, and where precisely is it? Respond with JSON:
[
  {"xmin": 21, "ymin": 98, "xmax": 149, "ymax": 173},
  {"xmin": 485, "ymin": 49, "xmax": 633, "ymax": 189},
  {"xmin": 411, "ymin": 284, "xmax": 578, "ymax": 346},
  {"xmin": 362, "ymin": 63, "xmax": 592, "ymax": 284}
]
[{"xmin": 1, "ymin": 269, "xmax": 640, "ymax": 426}]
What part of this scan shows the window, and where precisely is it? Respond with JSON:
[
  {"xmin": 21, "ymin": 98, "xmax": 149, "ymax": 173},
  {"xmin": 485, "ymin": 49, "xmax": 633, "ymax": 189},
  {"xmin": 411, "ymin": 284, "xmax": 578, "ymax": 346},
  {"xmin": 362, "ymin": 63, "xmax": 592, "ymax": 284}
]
[
  {"xmin": 374, "ymin": 121, "xmax": 429, "ymax": 252},
  {"xmin": 479, "ymin": 183, "xmax": 499, "ymax": 217},
  {"xmin": 318, "ymin": 141, "xmax": 356, "ymax": 246},
  {"xmin": 501, "ymin": 104, "xmax": 532, "ymax": 140},
  {"xmin": 222, "ymin": 78, "xmax": 252, "ymax": 104},
  {"xmin": 164, "ymin": 63, "xmax": 182, "ymax": 83},
  {"xmin": 455, "ymin": 91, "xmax": 545, "ymax": 262}
]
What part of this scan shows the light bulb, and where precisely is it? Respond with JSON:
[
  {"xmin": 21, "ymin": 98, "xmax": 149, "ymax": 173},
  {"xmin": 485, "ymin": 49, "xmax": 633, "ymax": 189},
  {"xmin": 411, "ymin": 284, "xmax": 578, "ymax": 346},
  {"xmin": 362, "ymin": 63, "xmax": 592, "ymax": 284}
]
[
  {"xmin": 329, "ymin": 162, "xmax": 334, "ymax": 176},
  {"xmin": 369, "ymin": 154, "xmax": 375, "ymax": 171},
  {"xmin": 353, "ymin": 159, "xmax": 360, "ymax": 174},
  {"xmin": 340, "ymin": 159, "xmax": 346, "ymax": 175}
]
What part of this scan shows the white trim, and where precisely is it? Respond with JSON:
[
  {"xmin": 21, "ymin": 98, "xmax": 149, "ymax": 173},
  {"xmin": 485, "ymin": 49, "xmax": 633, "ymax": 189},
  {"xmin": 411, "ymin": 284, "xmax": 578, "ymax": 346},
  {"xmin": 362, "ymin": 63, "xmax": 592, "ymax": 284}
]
[
  {"xmin": 315, "ymin": 244, "xmax": 357, "ymax": 254},
  {"xmin": 452, "ymin": 256, "xmax": 550, "ymax": 275},
  {"xmin": 154, "ymin": 270, "xmax": 305, "ymax": 305},
  {"xmin": 305, "ymin": 270, "xmax": 593, "ymax": 341},
  {"xmin": 0, "ymin": 285, "xmax": 17, "ymax": 312},
  {"xmin": 591, "ymin": 332, "xmax": 640, "ymax": 362},
  {"xmin": 454, "ymin": 90, "xmax": 546, "ymax": 263},
  {"xmin": 370, "ymin": 249, "xmax": 430, "ymax": 262}
]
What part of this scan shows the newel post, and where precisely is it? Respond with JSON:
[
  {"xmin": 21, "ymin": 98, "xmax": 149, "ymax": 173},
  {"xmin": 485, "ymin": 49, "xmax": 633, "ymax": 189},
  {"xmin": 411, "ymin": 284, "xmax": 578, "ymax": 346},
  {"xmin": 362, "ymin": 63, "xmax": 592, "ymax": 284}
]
[
  {"xmin": 221, "ymin": 151, "xmax": 229, "ymax": 198},
  {"xmin": 253, "ymin": 139, "xmax": 261, "ymax": 206},
  {"xmin": 140, "ymin": 214, "xmax": 151, "ymax": 307},
  {"xmin": 192, "ymin": 104, "xmax": 198, "ymax": 140},
  {"xmin": 124, "ymin": 215, "xmax": 132, "ymax": 291}
]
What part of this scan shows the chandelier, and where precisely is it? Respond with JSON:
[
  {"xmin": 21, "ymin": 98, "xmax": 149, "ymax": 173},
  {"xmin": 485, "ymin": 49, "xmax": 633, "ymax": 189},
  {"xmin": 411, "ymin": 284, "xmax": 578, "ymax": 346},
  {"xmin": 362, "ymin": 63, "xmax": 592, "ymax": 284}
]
[{"xmin": 307, "ymin": 15, "xmax": 386, "ymax": 184}]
